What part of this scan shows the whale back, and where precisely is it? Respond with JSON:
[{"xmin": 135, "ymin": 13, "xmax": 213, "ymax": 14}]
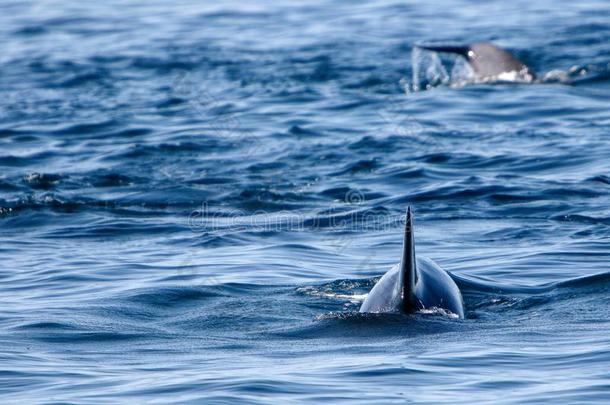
[
  {"xmin": 413, "ymin": 257, "xmax": 464, "ymax": 317},
  {"xmin": 467, "ymin": 42, "xmax": 532, "ymax": 79},
  {"xmin": 359, "ymin": 207, "xmax": 465, "ymax": 318}
]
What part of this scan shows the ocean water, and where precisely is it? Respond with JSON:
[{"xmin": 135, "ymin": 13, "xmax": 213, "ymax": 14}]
[{"xmin": 1, "ymin": 0, "xmax": 610, "ymax": 403}]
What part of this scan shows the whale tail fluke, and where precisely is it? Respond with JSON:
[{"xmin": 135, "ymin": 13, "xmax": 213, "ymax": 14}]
[{"xmin": 399, "ymin": 207, "xmax": 418, "ymax": 312}]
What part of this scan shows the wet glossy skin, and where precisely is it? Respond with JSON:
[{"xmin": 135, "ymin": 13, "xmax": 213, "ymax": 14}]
[
  {"xmin": 467, "ymin": 43, "xmax": 535, "ymax": 81},
  {"xmin": 360, "ymin": 257, "xmax": 465, "ymax": 318}
]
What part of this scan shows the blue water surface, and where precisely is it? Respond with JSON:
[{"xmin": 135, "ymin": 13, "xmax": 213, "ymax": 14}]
[{"xmin": 1, "ymin": 0, "xmax": 610, "ymax": 403}]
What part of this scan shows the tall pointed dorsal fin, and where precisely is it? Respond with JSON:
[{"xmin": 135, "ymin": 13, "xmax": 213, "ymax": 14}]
[{"xmin": 399, "ymin": 207, "xmax": 418, "ymax": 312}]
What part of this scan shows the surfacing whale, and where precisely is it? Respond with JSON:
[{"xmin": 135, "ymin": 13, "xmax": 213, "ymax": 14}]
[
  {"xmin": 417, "ymin": 42, "xmax": 535, "ymax": 82},
  {"xmin": 359, "ymin": 207, "xmax": 465, "ymax": 318}
]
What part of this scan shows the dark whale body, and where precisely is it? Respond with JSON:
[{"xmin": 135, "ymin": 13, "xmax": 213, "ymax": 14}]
[
  {"xmin": 359, "ymin": 208, "xmax": 465, "ymax": 318},
  {"xmin": 417, "ymin": 42, "xmax": 535, "ymax": 82}
]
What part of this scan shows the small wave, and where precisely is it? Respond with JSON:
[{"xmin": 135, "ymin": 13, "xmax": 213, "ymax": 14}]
[
  {"xmin": 125, "ymin": 286, "xmax": 223, "ymax": 308},
  {"xmin": 0, "ymin": 151, "xmax": 55, "ymax": 167},
  {"xmin": 108, "ymin": 140, "xmax": 222, "ymax": 160},
  {"xmin": 129, "ymin": 56, "xmax": 200, "ymax": 72},
  {"xmin": 551, "ymin": 214, "xmax": 610, "ymax": 225},
  {"xmin": 12, "ymin": 321, "xmax": 78, "ymax": 331},
  {"xmin": 333, "ymin": 158, "xmax": 381, "ymax": 175},
  {"xmin": 542, "ymin": 63, "xmax": 610, "ymax": 85},
  {"xmin": 588, "ymin": 175, "xmax": 610, "ymax": 185},
  {"xmin": 557, "ymin": 271, "xmax": 610, "ymax": 289},
  {"xmin": 23, "ymin": 172, "xmax": 63, "ymax": 190},
  {"xmin": 452, "ymin": 270, "xmax": 610, "ymax": 316},
  {"xmin": 88, "ymin": 172, "xmax": 133, "ymax": 187},
  {"xmin": 51, "ymin": 119, "xmax": 120, "ymax": 136},
  {"xmin": 288, "ymin": 125, "xmax": 320, "ymax": 137}
]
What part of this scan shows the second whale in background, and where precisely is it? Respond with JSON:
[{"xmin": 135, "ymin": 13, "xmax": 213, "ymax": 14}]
[{"xmin": 417, "ymin": 42, "xmax": 536, "ymax": 83}]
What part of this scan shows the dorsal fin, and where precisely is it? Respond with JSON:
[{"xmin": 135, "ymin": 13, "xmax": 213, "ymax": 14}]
[
  {"xmin": 399, "ymin": 207, "xmax": 418, "ymax": 312},
  {"xmin": 415, "ymin": 44, "xmax": 470, "ymax": 57}
]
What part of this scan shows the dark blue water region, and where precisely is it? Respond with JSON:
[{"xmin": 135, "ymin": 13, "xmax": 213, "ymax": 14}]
[{"xmin": 1, "ymin": 0, "xmax": 610, "ymax": 403}]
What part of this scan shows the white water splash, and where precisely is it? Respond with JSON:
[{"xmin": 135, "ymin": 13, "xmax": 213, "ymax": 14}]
[{"xmin": 417, "ymin": 307, "xmax": 460, "ymax": 319}]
